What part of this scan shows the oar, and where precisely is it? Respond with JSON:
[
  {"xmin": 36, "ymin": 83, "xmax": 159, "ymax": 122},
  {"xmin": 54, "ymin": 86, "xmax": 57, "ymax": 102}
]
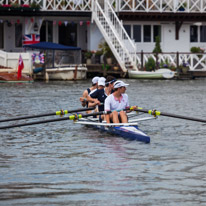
[
  {"xmin": 0, "ymin": 110, "xmax": 113, "ymax": 130},
  {"xmin": 0, "ymin": 107, "xmax": 136, "ymax": 130},
  {"xmin": 0, "ymin": 107, "xmax": 96, "ymax": 123},
  {"xmin": 136, "ymin": 107, "xmax": 206, "ymax": 123}
]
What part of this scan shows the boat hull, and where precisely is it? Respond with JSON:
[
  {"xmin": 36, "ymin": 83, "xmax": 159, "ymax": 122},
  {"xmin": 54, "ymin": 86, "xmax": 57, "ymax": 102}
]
[
  {"xmin": 128, "ymin": 69, "xmax": 175, "ymax": 79},
  {"xmin": 45, "ymin": 66, "xmax": 87, "ymax": 80},
  {"xmin": 82, "ymin": 123, "xmax": 150, "ymax": 143},
  {"xmin": 0, "ymin": 72, "xmax": 33, "ymax": 83}
]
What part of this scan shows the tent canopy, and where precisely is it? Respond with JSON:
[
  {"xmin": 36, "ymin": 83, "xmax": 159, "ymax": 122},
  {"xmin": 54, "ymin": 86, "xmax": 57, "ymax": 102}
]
[{"xmin": 24, "ymin": 42, "xmax": 81, "ymax": 50}]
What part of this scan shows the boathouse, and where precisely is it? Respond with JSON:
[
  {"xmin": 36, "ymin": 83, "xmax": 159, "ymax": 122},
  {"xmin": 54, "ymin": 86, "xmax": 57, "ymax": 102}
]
[{"xmin": 0, "ymin": 0, "xmax": 206, "ymax": 75}]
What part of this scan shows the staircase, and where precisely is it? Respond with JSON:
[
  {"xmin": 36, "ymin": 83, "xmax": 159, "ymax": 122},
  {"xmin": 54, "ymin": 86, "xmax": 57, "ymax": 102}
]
[{"xmin": 92, "ymin": 0, "xmax": 139, "ymax": 72}]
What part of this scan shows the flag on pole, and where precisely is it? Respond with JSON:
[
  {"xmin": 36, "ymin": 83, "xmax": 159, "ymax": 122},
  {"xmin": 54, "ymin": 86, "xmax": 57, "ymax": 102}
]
[
  {"xmin": 17, "ymin": 55, "xmax": 24, "ymax": 80},
  {"xmin": 22, "ymin": 34, "xmax": 40, "ymax": 45}
]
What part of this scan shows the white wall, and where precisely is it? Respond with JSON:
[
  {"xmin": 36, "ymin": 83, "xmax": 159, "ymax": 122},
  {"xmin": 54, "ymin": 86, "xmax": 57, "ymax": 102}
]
[
  {"xmin": 162, "ymin": 24, "xmax": 190, "ymax": 52},
  {"xmin": 0, "ymin": 50, "xmax": 33, "ymax": 75},
  {"xmin": 88, "ymin": 23, "xmax": 103, "ymax": 51}
]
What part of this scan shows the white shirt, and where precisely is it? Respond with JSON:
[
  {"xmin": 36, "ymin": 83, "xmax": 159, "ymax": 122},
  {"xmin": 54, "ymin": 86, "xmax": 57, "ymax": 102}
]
[{"xmin": 104, "ymin": 93, "xmax": 129, "ymax": 111}]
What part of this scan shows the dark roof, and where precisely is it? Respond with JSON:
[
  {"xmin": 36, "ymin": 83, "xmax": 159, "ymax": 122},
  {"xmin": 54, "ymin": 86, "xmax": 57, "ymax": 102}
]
[{"xmin": 24, "ymin": 42, "xmax": 81, "ymax": 50}]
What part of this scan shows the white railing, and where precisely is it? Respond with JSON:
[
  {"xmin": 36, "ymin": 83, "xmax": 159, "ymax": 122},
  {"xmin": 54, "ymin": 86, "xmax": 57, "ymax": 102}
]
[
  {"xmin": 1, "ymin": 0, "xmax": 206, "ymax": 12},
  {"xmin": 0, "ymin": 0, "xmax": 92, "ymax": 11},
  {"xmin": 105, "ymin": 0, "xmax": 139, "ymax": 70},
  {"xmin": 92, "ymin": 0, "xmax": 138, "ymax": 72},
  {"xmin": 116, "ymin": 0, "xmax": 206, "ymax": 13},
  {"xmin": 136, "ymin": 52, "xmax": 206, "ymax": 70}
]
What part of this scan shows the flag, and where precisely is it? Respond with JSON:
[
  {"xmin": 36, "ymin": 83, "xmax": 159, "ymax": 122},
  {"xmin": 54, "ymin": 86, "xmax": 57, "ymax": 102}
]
[
  {"xmin": 23, "ymin": 34, "xmax": 40, "ymax": 45},
  {"xmin": 32, "ymin": 52, "xmax": 44, "ymax": 64},
  {"xmin": 17, "ymin": 55, "xmax": 24, "ymax": 80}
]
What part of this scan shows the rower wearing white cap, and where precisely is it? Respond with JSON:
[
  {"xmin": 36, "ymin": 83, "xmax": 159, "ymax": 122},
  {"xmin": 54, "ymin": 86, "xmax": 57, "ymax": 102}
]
[
  {"xmin": 104, "ymin": 80, "xmax": 137, "ymax": 123},
  {"xmin": 87, "ymin": 77, "xmax": 105, "ymax": 111},
  {"xmin": 80, "ymin": 76, "xmax": 99, "ymax": 108},
  {"xmin": 80, "ymin": 76, "xmax": 116, "ymax": 118}
]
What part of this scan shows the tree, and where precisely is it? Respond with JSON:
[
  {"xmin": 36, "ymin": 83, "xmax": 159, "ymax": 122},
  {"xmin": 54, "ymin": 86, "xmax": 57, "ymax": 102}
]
[{"xmin": 153, "ymin": 36, "xmax": 162, "ymax": 53}]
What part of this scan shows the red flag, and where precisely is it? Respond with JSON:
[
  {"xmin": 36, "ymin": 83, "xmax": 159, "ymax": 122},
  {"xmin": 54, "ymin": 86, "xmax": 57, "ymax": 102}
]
[{"xmin": 17, "ymin": 55, "xmax": 24, "ymax": 80}]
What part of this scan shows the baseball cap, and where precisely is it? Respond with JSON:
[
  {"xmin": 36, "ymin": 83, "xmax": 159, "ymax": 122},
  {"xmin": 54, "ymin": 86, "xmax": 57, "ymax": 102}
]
[
  {"xmin": 98, "ymin": 77, "xmax": 106, "ymax": 86},
  {"xmin": 92, "ymin": 76, "xmax": 99, "ymax": 84},
  {"xmin": 113, "ymin": 80, "xmax": 129, "ymax": 89}
]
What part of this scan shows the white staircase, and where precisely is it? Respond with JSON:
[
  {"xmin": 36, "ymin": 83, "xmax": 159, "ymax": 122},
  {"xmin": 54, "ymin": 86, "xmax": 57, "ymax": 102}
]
[{"xmin": 92, "ymin": 0, "xmax": 139, "ymax": 72}]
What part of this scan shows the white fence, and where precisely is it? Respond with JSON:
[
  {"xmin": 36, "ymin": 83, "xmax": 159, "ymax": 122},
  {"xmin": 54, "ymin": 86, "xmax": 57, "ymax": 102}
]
[
  {"xmin": 136, "ymin": 52, "xmax": 206, "ymax": 70},
  {"xmin": 0, "ymin": 51, "xmax": 33, "ymax": 75},
  {"xmin": 1, "ymin": 0, "xmax": 206, "ymax": 12}
]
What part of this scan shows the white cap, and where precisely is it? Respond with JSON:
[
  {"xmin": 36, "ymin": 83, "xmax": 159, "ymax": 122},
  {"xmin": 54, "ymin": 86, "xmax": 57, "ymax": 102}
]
[
  {"xmin": 114, "ymin": 80, "xmax": 129, "ymax": 89},
  {"xmin": 92, "ymin": 76, "xmax": 99, "ymax": 84},
  {"xmin": 98, "ymin": 77, "xmax": 106, "ymax": 86}
]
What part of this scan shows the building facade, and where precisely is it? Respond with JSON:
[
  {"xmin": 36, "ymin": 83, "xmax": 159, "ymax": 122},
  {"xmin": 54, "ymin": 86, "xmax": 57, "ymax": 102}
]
[{"xmin": 0, "ymin": 0, "xmax": 206, "ymax": 70}]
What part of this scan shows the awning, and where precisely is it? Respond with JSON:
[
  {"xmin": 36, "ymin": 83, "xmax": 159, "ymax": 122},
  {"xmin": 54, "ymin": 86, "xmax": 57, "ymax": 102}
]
[{"xmin": 24, "ymin": 42, "xmax": 81, "ymax": 50}]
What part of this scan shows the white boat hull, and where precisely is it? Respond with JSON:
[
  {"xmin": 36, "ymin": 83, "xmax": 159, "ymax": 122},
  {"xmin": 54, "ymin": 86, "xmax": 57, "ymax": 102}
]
[
  {"xmin": 128, "ymin": 69, "xmax": 175, "ymax": 79},
  {"xmin": 46, "ymin": 66, "xmax": 87, "ymax": 80}
]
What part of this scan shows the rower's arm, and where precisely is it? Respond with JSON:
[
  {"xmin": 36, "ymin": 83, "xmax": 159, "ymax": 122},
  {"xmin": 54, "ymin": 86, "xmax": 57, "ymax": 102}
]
[{"xmin": 105, "ymin": 114, "xmax": 110, "ymax": 123}]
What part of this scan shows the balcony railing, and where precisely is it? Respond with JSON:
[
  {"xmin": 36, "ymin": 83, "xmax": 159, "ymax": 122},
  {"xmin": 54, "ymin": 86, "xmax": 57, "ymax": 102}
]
[{"xmin": 0, "ymin": 0, "xmax": 206, "ymax": 12}]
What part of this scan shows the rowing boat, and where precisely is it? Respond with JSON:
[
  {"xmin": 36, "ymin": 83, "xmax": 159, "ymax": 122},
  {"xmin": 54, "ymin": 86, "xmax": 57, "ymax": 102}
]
[{"xmin": 75, "ymin": 113, "xmax": 156, "ymax": 143}]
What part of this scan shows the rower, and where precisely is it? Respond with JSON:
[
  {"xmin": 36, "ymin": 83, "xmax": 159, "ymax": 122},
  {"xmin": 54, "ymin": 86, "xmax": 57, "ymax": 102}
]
[
  {"xmin": 88, "ymin": 77, "xmax": 106, "ymax": 111},
  {"xmin": 104, "ymin": 80, "xmax": 137, "ymax": 123},
  {"xmin": 80, "ymin": 76, "xmax": 99, "ymax": 108},
  {"xmin": 86, "ymin": 76, "xmax": 116, "ymax": 111}
]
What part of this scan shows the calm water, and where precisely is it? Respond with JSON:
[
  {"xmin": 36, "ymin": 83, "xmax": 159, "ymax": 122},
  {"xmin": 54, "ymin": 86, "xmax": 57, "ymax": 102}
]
[{"xmin": 0, "ymin": 79, "xmax": 206, "ymax": 206}]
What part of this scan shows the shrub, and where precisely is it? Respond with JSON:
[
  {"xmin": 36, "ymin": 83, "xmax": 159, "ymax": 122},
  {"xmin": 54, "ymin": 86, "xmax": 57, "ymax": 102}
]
[
  {"xmin": 153, "ymin": 36, "xmax": 162, "ymax": 53},
  {"xmin": 190, "ymin": 47, "xmax": 203, "ymax": 53},
  {"xmin": 145, "ymin": 57, "xmax": 156, "ymax": 71}
]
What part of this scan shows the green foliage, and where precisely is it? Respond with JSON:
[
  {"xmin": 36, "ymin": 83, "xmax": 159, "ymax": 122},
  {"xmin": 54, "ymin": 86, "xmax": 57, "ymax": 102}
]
[
  {"xmin": 145, "ymin": 57, "xmax": 156, "ymax": 71},
  {"xmin": 190, "ymin": 47, "xmax": 203, "ymax": 53},
  {"xmin": 98, "ymin": 42, "xmax": 114, "ymax": 58},
  {"xmin": 95, "ymin": 50, "xmax": 103, "ymax": 56},
  {"xmin": 30, "ymin": 2, "xmax": 40, "ymax": 9},
  {"xmin": 160, "ymin": 58, "xmax": 170, "ymax": 68},
  {"xmin": 11, "ymin": 3, "xmax": 20, "ymax": 8},
  {"xmin": 153, "ymin": 36, "xmax": 162, "ymax": 53},
  {"xmin": 84, "ymin": 50, "xmax": 93, "ymax": 59},
  {"xmin": 190, "ymin": 47, "xmax": 204, "ymax": 59}
]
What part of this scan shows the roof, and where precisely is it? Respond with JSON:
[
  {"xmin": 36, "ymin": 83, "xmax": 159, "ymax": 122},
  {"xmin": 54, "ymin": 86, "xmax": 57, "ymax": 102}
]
[{"xmin": 24, "ymin": 42, "xmax": 81, "ymax": 50}]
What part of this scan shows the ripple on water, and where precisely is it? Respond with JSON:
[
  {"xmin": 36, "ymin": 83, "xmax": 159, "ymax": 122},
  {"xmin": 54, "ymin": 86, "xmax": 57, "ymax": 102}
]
[{"xmin": 0, "ymin": 79, "xmax": 206, "ymax": 206}]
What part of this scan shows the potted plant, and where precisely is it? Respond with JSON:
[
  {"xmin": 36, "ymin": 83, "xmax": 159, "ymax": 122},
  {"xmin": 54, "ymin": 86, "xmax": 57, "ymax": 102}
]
[
  {"xmin": 30, "ymin": 2, "xmax": 40, "ymax": 10},
  {"xmin": 145, "ymin": 57, "xmax": 156, "ymax": 71},
  {"xmin": 190, "ymin": 46, "xmax": 204, "ymax": 59},
  {"xmin": 94, "ymin": 50, "xmax": 103, "ymax": 64},
  {"xmin": 179, "ymin": 61, "xmax": 189, "ymax": 74},
  {"xmin": 98, "ymin": 41, "xmax": 114, "ymax": 64},
  {"xmin": 84, "ymin": 50, "xmax": 93, "ymax": 64}
]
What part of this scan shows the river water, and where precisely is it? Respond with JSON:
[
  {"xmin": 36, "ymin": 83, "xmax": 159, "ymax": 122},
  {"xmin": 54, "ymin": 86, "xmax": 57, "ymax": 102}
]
[{"xmin": 0, "ymin": 79, "xmax": 206, "ymax": 206}]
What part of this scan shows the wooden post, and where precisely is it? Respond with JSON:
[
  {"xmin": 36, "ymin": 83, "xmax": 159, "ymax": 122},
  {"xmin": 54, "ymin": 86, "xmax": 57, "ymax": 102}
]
[
  {"xmin": 73, "ymin": 65, "xmax": 78, "ymax": 80},
  {"xmin": 155, "ymin": 52, "xmax": 159, "ymax": 71},
  {"xmin": 177, "ymin": 52, "xmax": 179, "ymax": 68},
  {"xmin": 141, "ymin": 50, "xmax": 144, "ymax": 70}
]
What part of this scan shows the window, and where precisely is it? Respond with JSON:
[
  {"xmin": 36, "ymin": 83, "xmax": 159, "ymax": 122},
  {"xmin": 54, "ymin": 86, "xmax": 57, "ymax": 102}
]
[
  {"xmin": 133, "ymin": 25, "xmax": 141, "ymax": 42},
  {"xmin": 200, "ymin": 26, "xmax": 206, "ymax": 42},
  {"xmin": 0, "ymin": 22, "xmax": 3, "ymax": 48},
  {"xmin": 123, "ymin": 25, "xmax": 131, "ymax": 38},
  {"xmin": 143, "ymin": 25, "xmax": 151, "ymax": 42},
  {"xmin": 15, "ymin": 23, "xmax": 22, "ymax": 47},
  {"xmin": 190, "ymin": 26, "xmax": 198, "ymax": 42},
  {"xmin": 59, "ymin": 23, "xmax": 77, "ymax": 46},
  {"xmin": 153, "ymin": 25, "xmax": 161, "ymax": 42},
  {"xmin": 40, "ymin": 21, "xmax": 53, "ymax": 42}
]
